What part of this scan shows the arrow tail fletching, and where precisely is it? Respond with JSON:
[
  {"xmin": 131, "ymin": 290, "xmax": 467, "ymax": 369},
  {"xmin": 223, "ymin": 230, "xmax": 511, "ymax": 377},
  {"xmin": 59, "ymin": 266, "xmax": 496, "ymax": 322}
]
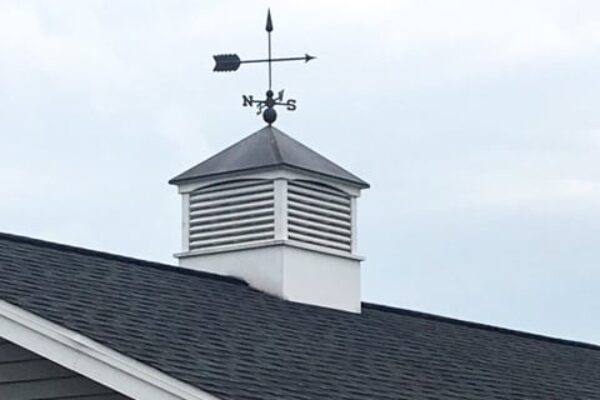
[{"xmin": 213, "ymin": 54, "xmax": 241, "ymax": 72}]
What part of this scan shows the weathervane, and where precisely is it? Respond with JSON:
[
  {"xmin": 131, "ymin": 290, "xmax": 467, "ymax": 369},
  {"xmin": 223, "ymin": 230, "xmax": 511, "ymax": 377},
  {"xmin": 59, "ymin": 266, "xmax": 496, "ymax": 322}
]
[{"xmin": 213, "ymin": 9, "xmax": 315, "ymax": 124}]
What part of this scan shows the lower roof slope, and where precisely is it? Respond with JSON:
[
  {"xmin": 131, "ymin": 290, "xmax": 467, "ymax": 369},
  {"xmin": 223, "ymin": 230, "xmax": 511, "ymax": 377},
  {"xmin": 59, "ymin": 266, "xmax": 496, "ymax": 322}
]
[{"xmin": 0, "ymin": 232, "xmax": 599, "ymax": 400}]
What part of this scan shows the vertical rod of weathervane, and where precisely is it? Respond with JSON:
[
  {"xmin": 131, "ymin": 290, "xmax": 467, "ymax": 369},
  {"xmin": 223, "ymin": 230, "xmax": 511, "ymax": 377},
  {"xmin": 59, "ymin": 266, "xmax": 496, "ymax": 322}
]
[
  {"xmin": 266, "ymin": 9, "xmax": 273, "ymax": 90},
  {"xmin": 268, "ymin": 33, "xmax": 272, "ymax": 89}
]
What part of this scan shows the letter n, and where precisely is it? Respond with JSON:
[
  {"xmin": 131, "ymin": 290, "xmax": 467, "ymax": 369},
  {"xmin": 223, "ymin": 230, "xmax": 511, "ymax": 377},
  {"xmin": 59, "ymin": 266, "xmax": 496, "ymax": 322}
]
[{"xmin": 242, "ymin": 95, "xmax": 254, "ymax": 107}]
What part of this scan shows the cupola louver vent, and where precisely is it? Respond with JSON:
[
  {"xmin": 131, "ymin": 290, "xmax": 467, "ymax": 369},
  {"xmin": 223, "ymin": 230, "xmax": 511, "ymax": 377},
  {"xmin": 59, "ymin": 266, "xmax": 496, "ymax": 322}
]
[
  {"xmin": 188, "ymin": 180, "xmax": 275, "ymax": 250},
  {"xmin": 287, "ymin": 180, "xmax": 352, "ymax": 252}
]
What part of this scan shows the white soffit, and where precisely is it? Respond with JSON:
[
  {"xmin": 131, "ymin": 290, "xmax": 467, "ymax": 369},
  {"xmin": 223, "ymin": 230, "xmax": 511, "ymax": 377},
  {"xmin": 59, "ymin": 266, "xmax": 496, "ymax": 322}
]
[{"xmin": 0, "ymin": 299, "xmax": 222, "ymax": 400}]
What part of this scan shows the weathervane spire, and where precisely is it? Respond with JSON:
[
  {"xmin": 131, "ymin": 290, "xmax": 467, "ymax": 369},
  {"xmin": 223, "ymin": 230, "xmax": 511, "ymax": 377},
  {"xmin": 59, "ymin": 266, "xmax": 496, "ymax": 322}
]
[
  {"xmin": 266, "ymin": 9, "xmax": 273, "ymax": 90},
  {"xmin": 212, "ymin": 9, "xmax": 315, "ymax": 125}
]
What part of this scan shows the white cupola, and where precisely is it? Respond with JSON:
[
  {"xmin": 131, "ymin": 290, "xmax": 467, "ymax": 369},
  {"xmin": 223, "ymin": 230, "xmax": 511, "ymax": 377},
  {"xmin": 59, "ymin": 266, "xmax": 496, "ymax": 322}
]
[{"xmin": 170, "ymin": 125, "xmax": 369, "ymax": 312}]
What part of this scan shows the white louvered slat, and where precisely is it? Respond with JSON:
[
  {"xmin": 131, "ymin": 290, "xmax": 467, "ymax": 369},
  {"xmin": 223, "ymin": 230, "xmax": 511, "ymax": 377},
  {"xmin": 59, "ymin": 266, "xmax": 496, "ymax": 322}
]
[
  {"xmin": 192, "ymin": 179, "xmax": 267, "ymax": 194},
  {"xmin": 190, "ymin": 222, "xmax": 275, "ymax": 241},
  {"xmin": 190, "ymin": 231, "xmax": 274, "ymax": 248},
  {"xmin": 288, "ymin": 192, "xmax": 351, "ymax": 213},
  {"xmin": 189, "ymin": 180, "xmax": 275, "ymax": 250},
  {"xmin": 287, "ymin": 180, "xmax": 353, "ymax": 253},
  {"xmin": 190, "ymin": 208, "xmax": 274, "ymax": 226},
  {"xmin": 288, "ymin": 230, "xmax": 351, "ymax": 252},
  {"xmin": 287, "ymin": 224, "xmax": 351, "ymax": 244},
  {"xmin": 190, "ymin": 200, "xmax": 274, "ymax": 220},
  {"xmin": 287, "ymin": 216, "xmax": 351, "ymax": 236},
  {"xmin": 287, "ymin": 184, "xmax": 350, "ymax": 206},
  {"xmin": 287, "ymin": 209, "xmax": 351, "ymax": 229},
  {"xmin": 190, "ymin": 182, "xmax": 273, "ymax": 202},
  {"xmin": 190, "ymin": 191, "xmax": 273, "ymax": 211},
  {"xmin": 289, "ymin": 180, "xmax": 347, "ymax": 197},
  {"xmin": 288, "ymin": 200, "xmax": 351, "ymax": 222},
  {"xmin": 190, "ymin": 215, "xmax": 274, "ymax": 233}
]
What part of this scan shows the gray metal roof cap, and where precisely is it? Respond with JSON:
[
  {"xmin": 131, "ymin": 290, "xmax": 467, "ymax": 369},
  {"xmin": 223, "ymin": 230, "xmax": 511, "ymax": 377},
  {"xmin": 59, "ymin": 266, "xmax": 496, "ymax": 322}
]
[{"xmin": 169, "ymin": 125, "xmax": 370, "ymax": 188}]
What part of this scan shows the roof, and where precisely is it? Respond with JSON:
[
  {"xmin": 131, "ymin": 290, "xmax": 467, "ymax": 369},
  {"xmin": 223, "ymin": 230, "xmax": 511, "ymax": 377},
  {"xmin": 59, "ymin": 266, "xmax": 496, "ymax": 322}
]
[
  {"xmin": 1, "ymin": 232, "xmax": 599, "ymax": 400},
  {"xmin": 169, "ymin": 125, "xmax": 370, "ymax": 188}
]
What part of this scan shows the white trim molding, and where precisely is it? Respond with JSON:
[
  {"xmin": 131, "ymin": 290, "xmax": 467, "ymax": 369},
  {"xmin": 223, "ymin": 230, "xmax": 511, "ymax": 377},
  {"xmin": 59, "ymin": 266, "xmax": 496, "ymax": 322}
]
[
  {"xmin": 273, "ymin": 178, "xmax": 289, "ymax": 240},
  {"xmin": 175, "ymin": 239, "xmax": 364, "ymax": 262},
  {"xmin": 0, "ymin": 299, "xmax": 223, "ymax": 400}
]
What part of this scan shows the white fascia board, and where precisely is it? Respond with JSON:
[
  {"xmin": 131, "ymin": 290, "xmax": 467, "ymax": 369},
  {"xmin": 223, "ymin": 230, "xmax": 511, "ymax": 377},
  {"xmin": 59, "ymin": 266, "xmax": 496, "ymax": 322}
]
[{"xmin": 0, "ymin": 299, "xmax": 222, "ymax": 400}]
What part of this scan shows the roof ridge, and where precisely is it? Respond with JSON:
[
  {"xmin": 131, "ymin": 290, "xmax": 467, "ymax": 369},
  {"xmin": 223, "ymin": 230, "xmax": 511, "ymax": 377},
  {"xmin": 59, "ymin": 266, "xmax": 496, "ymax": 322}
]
[
  {"xmin": 270, "ymin": 126, "xmax": 370, "ymax": 188},
  {"xmin": 0, "ymin": 231, "xmax": 246, "ymax": 286},
  {"xmin": 364, "ymin": 302, "xmax": 600, "ymax": 351},
  {"xmin": 268, "ymin": 126, "xmax": 284, "ymax": 164}
]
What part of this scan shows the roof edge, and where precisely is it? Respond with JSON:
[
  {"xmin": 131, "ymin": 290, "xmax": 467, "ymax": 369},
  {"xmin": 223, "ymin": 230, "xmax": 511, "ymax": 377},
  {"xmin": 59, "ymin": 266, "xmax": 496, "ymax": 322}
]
[
  {"xmin": 364, "ymin": 302, "xmax": 600, "ymax": 351},
  {"xmin": 169, "ymin": 163, "xmax": 370, "ymax": 189},
  {"xmin": 0, "ymin": 299, "xmax": 223, "ymax": 400},
  {"xmin": 0, "ymin": 232, "xmax": 246, "ymax": 286}
]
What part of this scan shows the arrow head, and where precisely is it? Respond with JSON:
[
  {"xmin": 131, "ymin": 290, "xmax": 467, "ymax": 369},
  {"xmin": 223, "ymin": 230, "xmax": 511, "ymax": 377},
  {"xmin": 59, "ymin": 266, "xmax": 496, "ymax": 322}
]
[
  {"xmin": 266, "ymin": 9, "xmax": 273, "ymax": 32},
  {"xmin": 304, "ymin": 54, "xmax": 316, "ymax": 63},
  {"xmin": 213, "ymin": 54, "xmax": 241, "ymax": 72}
]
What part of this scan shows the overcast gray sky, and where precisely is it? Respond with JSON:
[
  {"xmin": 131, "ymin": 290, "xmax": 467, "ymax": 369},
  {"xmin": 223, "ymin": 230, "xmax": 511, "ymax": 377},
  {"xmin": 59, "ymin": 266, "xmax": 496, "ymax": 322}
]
[{"xmin": 1, "ymin": 1, "xmax": 599, "ymax": 344}]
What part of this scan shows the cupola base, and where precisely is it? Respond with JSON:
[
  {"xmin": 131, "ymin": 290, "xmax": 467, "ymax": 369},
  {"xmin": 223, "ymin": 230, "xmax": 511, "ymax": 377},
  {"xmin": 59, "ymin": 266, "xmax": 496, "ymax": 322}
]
[{"xmin": 176, "ymin": 241, "xmax": 362, "ymax": 313}]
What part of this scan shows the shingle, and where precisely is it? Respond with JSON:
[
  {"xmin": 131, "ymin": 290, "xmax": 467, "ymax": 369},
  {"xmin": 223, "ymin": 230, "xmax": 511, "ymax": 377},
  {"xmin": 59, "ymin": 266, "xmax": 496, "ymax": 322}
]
[
  {"xmin": 168, "ymin": 126, "xmax": 369, "ymax": 188},
  {"xmin": 0, "ymin": 232, "xmax": 598, "ymax": 400}
]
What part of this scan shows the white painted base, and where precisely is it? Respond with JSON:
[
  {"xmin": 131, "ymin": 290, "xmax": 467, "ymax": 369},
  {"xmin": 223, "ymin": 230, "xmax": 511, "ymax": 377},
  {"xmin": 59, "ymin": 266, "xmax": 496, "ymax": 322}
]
[{"xmin": 177, "ymin": 242, "xmax": 362, "ymax": 313}]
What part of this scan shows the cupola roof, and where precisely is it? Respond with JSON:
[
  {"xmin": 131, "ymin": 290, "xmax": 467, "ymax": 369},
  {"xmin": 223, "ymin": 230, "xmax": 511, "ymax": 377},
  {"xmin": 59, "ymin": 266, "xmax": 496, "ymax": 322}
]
[{"xmin": 169, "ymin": 125, "xmax": 369, "ymax": 188}]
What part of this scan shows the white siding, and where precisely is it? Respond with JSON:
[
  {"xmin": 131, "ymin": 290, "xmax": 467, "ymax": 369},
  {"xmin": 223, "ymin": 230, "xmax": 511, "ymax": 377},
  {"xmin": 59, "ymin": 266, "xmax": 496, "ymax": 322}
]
[{"xmin": 0, "ymin": 338, "xmax": 129, "ymax": 400}]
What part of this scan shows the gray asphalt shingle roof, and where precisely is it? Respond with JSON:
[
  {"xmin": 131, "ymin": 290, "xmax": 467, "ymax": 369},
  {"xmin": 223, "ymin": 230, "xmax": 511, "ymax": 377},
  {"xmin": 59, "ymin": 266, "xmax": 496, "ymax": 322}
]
[
  {"xmin": 0, "ymin": 232, "xmax": 599, "ymax": 400},
  {"xmin": 169, "ymin": 125, "xmax": 370, "ymax": 188}
]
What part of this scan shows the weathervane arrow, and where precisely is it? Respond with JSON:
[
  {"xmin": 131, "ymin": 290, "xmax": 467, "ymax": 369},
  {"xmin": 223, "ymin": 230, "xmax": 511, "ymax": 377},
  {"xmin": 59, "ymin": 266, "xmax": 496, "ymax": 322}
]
[
  {"xmin": 212, "ymin": 9, "xmax": 316, "ymax": 124},
  {"xmin": 213, "ymin": 53, "xmax": 316, "ymax": 72}
]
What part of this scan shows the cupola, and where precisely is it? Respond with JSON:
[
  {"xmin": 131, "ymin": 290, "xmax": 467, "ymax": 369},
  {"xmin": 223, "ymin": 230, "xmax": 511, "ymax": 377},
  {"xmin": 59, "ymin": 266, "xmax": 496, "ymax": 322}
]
[{"xmin": 170, "ymin": 125, "xmax": 369, "ymax": 312}]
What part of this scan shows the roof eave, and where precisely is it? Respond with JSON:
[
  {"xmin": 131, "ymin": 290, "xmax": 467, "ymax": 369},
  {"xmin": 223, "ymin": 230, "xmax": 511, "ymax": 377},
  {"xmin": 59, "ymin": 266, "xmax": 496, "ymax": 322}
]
[
  {"xmin": 0, "ymin": 299, "xmax": 223, "ymax": 400},
  {"xmin": 169, "ymin": 163, "xmax": 370, "ymax": 189}
]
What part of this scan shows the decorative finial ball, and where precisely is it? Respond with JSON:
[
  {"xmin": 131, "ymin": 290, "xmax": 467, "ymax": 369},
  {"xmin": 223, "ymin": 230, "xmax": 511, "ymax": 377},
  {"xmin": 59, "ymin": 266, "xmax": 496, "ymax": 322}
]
[
  {"xmin": 263, "ymin": 108, "xmax": 277, "ymax": 124},
  {"xmin": 266, "ymin": 90, "xmax": 274, "ymax": 98}
]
